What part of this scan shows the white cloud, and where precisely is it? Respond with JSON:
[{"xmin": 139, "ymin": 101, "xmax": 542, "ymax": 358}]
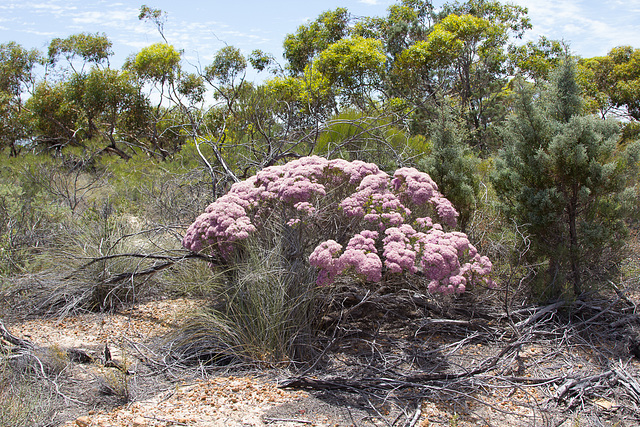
[
  {"xmin": 30, "ymin": 2, "xmax": 77, "ymax": 17},
  {"xmin": 71, "ymin": 9, "xmax": 136, "ymax": 26},
  {"xmin": 24, "ymin": 29, "xmax": 59, "ymax": 38},
  {"xmin": 511, "ymin": 0, "xmax": 640, "ymax": 57}
]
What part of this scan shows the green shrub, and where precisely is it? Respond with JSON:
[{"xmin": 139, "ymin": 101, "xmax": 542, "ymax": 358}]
[
  {"xmin": 0, "ymin": 152, "xmax": 69, "ymax": 275},
  {"xmin": 492, "ymin": 60, "xmax": 640, "ymax": 298},
  {"xmin": 101, "ymin": 148, "xmax": 213, "ymax": 224}
]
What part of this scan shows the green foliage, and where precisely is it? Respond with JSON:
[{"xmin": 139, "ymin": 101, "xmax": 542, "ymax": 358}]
[
  {"xmin": 393, "ymin": 8, "xmax": 523, "ymax": 150},
  {"xmin": 420, "ymin": 105, "xmax": 481, "ymax": 231},
  {"xmin": 579, "ymin": 45, "xmax": 640, "ymax": 121},
  {"xmin": 0, "ymin": 42, "xmax": 43, "ymax": 155},
  {"xmin": 436, "ymin": 0, "xmax": 531, "ymax": 37},
  {"xmin": 508, "ymin": 36, "xmax": 565, "ymax": 82},
  {"xmin": 0, "ymin": 42, "xmax": 42, "ymax": 96},
  {"xmin": 67, "ymin": 67, "xmax": 149, "ymax": 149},
  {"xmin": 26, "ymin": 80, "xmax": 80, "ymax": 148},
  {"xmin": 138, "ymin": 4, "xmax": 167, "ymax": 38},
  {"xmin": 265, "ymin": 64, "xmax": 335, "ymax": 118},
  {"xmin": 0, "ymin": 92, "xmax": 31, "ymax": 156},
  {"xmin": 353, "ymin": 1, "xmax": 432, "ymax": 60},
  {"xmin": 100, "ymin": 145, "xmax": 212, "ymax": 223},
  {"xmin": 283, "ymin": 7, "xmax": 351, "ymax": 75},
  {"xmin": 0, "ymin": 152, "xmax": 69, "ymax": 275},
  {"xmin": 177, "ymin": 72, "xmax": 206, "ymax": 104},
  {"xmin": 314, "ymin": 110, "xmax": 372, "ymax": 155},
  {"xmin": 81, "ymin": 69, "xmax": 139, "ymax": 120},
  {"xmin": 492, "ymin": 59, "xmax": 639, "ymax": 297},
  {"xmin": 48, "ymin": 32, "xmax": 112, "ymax": 70},
  {"xmin": 204, "ymin": 46, "xmax": 247, "ymax": 86},
  {"xmin": 126, "ymin": 42, "xmax": 181, "ymax": 84},
  {"xmin": 248, "ymin": 49, "xmax": 274, "ymax": 72},
  {"xmin": 313, "ymin": 110, "xmax": 414, "ymax": 170},
  {"xmin": 549, "ymin": 57, "xmax": 582, "ymax": 122},
  {"xmin": 395, "ymin": 11, "xmax": 507, "ymax": 94},
  {"xmin": 265, "ymin": 75, "xmax": 304, "ymax": 104},
  {"xmin": 316, "ymin": 36, "xmax": 386, "ymax": 106}
]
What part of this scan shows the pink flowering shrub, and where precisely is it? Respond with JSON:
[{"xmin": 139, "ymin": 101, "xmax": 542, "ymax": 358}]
[{"xmin": 183, "ymin": 156, "xmax": 493, "ymax": 293}]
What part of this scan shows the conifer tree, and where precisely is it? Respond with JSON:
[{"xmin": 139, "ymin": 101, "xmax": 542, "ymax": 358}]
[
  {"xmin": 492, "ymin": 58, "xmax": 639, "ymax": 297},
  {"xmin": 421, "ymin": 104, "xmax": 480, "ymax": 232}
]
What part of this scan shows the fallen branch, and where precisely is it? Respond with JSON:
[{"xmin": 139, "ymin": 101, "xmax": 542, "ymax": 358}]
[
  {"xmin": 65, "ymin": 251, "xmax": 213, "ymax": 281},
  {"xmin": 406, "ymin": 408, "xmax": 421, "ymax": 427},
  {"xmin": 0, "ymin": 319, "xmax": 34, "ymax": 350},
  {"xmin": 615, "ymin": 364, "xmax": 640, "ymax": 403},
  {"xmin": 515, "ymin": 301, "xmax": 564, "ymax": 330},
  {"xmin": 554, "ymin": 370, "xmax": 616, "ymax": 402},
  {"xmin": 264, "ymin": 417, "xmax": 313, "ymax": 425}
]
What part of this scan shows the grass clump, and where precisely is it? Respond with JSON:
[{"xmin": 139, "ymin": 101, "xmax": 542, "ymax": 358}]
[
  {"xmin": 0, "ymin": 352, "xmax": 60, "ymax": 427},
  {"xmin": 169, "ymin": 232, "xmax": 321, "ymax": 366}
]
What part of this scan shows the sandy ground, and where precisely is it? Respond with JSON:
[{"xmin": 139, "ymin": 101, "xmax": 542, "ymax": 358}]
[{"xmin": 5, "ymin": 287, "xmax": 640, "ymax": 427}]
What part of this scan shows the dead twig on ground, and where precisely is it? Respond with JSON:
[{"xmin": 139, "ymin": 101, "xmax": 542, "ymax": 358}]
[
  {"xmin": 264, "ymin": 417, "xmax": 313, "ymax": 424},
  {"xmin": 0, "ymin": 318, "xmax": 35, "ymax": 350},
  {"xmin": 554, "ymin": 370, "xmax": 616, "ymax": 402},
  {"xmin": 615, "ymin": 362, "xmax": 640, "ymax": 404}
]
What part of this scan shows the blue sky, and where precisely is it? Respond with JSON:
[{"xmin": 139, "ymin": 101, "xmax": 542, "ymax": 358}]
[{"xmin": 1, "ymin": 0, "xmax": 639, "ymax": 80}]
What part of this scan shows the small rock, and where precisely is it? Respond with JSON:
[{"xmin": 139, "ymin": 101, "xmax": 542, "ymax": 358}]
[
  {"xmin": 132, "ymin": 416, "xmax": 147, "ymax": 427},
  {"xmin": 75, "ymin": 416, "xmax": 91, "ymax": 427}
]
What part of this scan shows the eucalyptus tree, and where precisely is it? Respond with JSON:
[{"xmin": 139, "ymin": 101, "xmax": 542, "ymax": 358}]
[
  {"xmin": 77, "ymin": 68, "xmax": 148, "ymax": 157},
  {"xmin": 0, "ymin": 42, "xmax": 43, "ymax": 155},
  {"xmin": 124, "ymin": 42, "xmax": 184, "ymax": 158},
  {"xmin": 352, "ymin": 0, "xmax": 438, "ymax": 71},
  {"xmin": 507, "ymin": 36, "xmax": 565, "ymax": 83},
  {"xmin": 26, "ymin": 79, "xmax": 81, "ymax": 150},
  {"xmin": 47, "ymin": 32, "xmax": 113, "ymax": 77},
  {"xmin": 579, "ymin": 46, "xmax": 640, "ymax": 128},
  {"xmin": 283, "ymin": 7, "xmax": 351, "ymax": 75},
  {"xmin": 393, "ymin": 1, "xmax": 531, "ymax": 150},
  {"xmin": 203, "ymin": 45, "xmax": 248, "ymax": 115},
  {"xmin": 315, "ymin": 36, "xmax": 387, "ymax": 111}
]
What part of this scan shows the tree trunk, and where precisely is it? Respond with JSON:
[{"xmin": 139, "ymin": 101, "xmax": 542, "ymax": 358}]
[{"xmin": 567, "ymin": 188, "xmax": 581, "ymax": 295}]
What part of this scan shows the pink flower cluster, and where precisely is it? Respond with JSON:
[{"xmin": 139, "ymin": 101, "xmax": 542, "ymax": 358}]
[
  {"xmin": 383, "ymin": 225, "xmax": 492, "ymax": 294},
  {"xmin": 340, "ymin": 172, "xmax": 410, "ymax": 229},
  {"xmin": 183, "ymin": 156, "xmax": 385, "ymax": 256},
  {"xmin": 183, "ymin": 157, "xmax": 331, "ymax": 255},
  {"xmin": 183, "ymin": 156, "xmax": 492, "ymax": 293},
  {"xmin": 181, "ymin": 199, "xmax": 256, "ymax": 256},
  {"xmin": 392, "ymin": 168, "xmax": 459, "ymax": 228},
  {"xmin": 308, "ymin": 240, "xmax": 344, "ymax": 286},
  {"xmin": 309, "ymin": 230, "xmax": 382, "ymax": 286}
]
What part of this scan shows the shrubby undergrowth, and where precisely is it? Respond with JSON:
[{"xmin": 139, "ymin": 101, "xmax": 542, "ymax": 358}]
[
  {"xmin": 0, "ymin": 149, "xmax": 203, "ymax": 316},
  {"xmin": 183, "ymin": 156, "xmax": 493, "ymax": 294}
]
